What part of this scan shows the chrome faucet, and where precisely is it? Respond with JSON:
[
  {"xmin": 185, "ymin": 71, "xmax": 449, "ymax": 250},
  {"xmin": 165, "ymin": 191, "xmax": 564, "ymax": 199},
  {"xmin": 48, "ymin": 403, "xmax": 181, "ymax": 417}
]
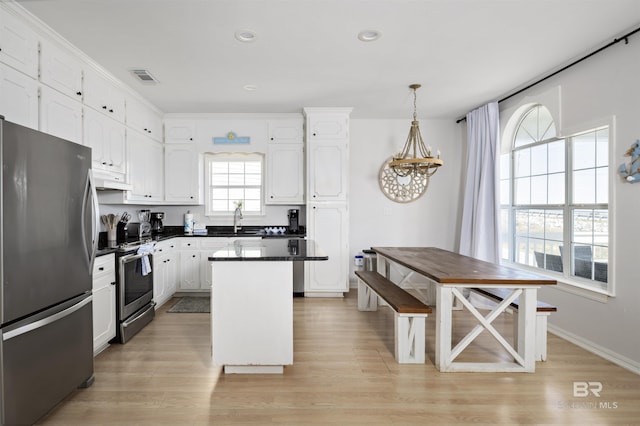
[{"xmin": 233, "ymin": 206, "xmax": 243, "ymax": 233}]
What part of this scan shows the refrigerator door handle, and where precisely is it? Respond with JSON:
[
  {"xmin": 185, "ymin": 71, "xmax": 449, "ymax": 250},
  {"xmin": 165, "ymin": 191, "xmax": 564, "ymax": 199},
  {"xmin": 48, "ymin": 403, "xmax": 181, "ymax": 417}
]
[
  {"xmin": 81, "ymin": 170, "xmax": 100, "ymax": 272},
  {"xmin": 2, "ymin": 296, "xmax": 93, "ymax": 341}
]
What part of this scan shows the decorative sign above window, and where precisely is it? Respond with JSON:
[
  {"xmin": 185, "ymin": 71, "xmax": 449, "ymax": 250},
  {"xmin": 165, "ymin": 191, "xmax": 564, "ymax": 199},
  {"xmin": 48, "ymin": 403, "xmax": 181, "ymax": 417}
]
[
  {"xmin": 213, "ymin": 132, "xmax": 250, "ymax": 145},
  {"xmin": 618, "ymin": 140, "xmax": 640, "ymax": 183}
]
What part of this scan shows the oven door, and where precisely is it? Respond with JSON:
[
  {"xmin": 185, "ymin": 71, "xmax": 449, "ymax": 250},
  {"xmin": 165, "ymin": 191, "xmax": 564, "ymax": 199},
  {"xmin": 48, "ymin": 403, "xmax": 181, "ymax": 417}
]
[{"xmin": 118, "ymin": 251, "xmax": 154, "ymax": 320}]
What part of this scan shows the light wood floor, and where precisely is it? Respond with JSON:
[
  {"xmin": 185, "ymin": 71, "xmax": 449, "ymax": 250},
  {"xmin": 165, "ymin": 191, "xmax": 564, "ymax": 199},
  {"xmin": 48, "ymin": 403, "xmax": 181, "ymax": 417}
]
[{"xmin": 38, "ymin": 292, "xmax": 640, "ymax": 425}]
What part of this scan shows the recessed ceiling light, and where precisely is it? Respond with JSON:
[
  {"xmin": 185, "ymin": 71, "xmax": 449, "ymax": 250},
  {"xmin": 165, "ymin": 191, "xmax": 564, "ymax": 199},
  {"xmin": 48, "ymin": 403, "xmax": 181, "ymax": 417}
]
[
  {"xmin": 358, "ymin": 30, "xmax": 381, "ymax": 42},
  {"xmin": 243, "ymin": 84, "xmax": 257, "ymax": 92},
  {"xmin": 235, "ymin": 30, "xmax": 257, "ymax": 42}
]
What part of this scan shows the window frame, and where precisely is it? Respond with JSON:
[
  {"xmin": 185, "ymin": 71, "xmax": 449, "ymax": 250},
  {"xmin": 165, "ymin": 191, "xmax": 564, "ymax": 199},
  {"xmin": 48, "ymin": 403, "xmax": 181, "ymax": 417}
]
[
  {"xmin": 501, "ymin": 106, "xmax": 613, "ymax": 299},
  {"xmin": 203, "ymin": 152, "xmax": 265, "ymax": 217}
]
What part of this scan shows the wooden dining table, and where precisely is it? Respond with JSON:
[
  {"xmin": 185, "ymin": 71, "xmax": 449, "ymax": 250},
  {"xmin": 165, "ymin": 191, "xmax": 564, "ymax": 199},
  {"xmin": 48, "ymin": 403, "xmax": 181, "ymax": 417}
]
[{"xmin": 372, "ymin": 247, "xmax": 557, "ymax": 373}]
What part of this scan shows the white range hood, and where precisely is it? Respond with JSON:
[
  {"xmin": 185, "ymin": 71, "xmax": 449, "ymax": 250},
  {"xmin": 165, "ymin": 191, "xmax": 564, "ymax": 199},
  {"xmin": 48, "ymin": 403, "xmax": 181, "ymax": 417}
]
[{"xmin": 92, "ymin": 171, "xmax": 133, "ymax": 191}]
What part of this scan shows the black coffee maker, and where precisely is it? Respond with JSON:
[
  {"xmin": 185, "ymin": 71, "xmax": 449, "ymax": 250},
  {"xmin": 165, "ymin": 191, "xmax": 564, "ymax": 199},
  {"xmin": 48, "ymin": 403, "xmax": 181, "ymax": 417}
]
[
  {"xmin": 150, "ymin": 212, "xmax": 164, "ymax": 234},
  {"xmin": 287, "ymin": 209, "xmax": 299, "ymax": 233}
]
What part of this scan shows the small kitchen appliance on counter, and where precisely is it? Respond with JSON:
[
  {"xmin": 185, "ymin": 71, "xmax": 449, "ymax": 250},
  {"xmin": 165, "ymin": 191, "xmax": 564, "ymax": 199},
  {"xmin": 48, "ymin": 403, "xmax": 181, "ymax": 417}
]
[
  {"xmin": 288, "ymin": 209, "xmax": 299, "ymax": 233},
  {"xmin": 150, "ymin": 212, "xmax": 164, "ymax": 234}
]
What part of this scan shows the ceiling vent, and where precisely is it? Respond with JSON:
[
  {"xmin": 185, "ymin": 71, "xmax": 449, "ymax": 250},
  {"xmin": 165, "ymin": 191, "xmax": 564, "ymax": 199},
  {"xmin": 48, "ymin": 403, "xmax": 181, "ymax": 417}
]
[{"xmin": 129, "ymin": 69, "xmax": 159, "ymax": 85}]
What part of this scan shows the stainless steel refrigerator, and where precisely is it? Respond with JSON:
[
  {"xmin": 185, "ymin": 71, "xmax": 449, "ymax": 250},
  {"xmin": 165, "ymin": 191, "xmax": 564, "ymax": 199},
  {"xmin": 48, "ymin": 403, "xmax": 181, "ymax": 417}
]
[{"xmin": 0, "ymin": 118, "xmax": 97, "ymax": 425}]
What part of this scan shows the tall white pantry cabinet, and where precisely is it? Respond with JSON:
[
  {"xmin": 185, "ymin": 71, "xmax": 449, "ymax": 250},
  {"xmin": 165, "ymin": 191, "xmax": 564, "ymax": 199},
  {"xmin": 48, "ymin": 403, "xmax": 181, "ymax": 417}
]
[{"xmin": 303, "ymin": 108, "xmax": 351, "ymax": 297}]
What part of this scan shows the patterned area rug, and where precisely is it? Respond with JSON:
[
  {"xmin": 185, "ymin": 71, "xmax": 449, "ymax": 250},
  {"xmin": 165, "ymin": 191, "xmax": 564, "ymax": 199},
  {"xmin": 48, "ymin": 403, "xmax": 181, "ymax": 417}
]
[{"xmin": 167, "ymin": 297, "xmax": 210, "ymax": 313}]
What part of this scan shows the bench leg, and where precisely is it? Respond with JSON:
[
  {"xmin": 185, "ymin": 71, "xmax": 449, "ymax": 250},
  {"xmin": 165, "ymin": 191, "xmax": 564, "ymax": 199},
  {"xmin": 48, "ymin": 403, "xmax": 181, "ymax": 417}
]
[
  {"xmin": 512, "ymin": 311, "xmax": 550, "ymax": 362},
  {"xmin": 357, "ymin": 279, "xmax": 378, "ymax": 311},
  {"xmin": 395, "ymin": 313, "xmax": 427, "ymax": 364}
]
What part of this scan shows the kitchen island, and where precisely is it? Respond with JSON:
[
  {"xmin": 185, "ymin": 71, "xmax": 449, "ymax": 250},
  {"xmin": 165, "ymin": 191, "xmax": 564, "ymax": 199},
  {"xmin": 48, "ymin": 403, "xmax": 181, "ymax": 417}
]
[{"xmin": 208, "ymin": 238, "xmax": 327, "ymax": 374}]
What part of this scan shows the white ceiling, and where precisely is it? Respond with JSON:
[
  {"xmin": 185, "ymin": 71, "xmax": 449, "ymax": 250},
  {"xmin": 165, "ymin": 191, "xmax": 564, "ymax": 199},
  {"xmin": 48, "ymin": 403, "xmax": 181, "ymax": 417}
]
[{"xmin": 15, "ymin": 0, "xmax": 640, "ymax": 119}]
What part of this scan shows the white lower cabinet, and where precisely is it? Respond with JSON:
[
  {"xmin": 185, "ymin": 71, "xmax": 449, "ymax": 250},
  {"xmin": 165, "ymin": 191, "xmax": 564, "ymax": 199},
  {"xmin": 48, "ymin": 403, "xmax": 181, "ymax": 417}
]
[
  {"xmin": 305, "ymin": 203, "xmax": 349, "ymax": 296},
  {"xmin": 92, "ymin": 253, "xmax": 116, "ymax": 355},
  {"xmin": 153, "ymin": 240, "xmax": 178, "ymax": 308}
]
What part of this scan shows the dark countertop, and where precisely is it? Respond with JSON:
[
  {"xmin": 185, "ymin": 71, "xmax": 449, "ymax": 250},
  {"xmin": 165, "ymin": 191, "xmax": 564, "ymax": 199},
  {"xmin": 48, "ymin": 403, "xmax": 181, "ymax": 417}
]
[
  {"xmin": 208, "ymin": 238, "xmax": 327, "ymax": 262},
  {"xmin": 96, "ymin": 225, "xmax": 306, "ymax": 255}
]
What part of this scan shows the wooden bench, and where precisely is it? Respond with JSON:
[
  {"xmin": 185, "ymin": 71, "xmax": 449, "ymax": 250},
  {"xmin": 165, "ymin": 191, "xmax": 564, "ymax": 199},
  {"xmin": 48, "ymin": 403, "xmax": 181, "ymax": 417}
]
[
  {"xmin": 470, "ymin": 288, "xmax": 557, "ymax": 362},
  {"xmin": 355, "ymin": 270, "xmax": 432, "ymax": 364}
]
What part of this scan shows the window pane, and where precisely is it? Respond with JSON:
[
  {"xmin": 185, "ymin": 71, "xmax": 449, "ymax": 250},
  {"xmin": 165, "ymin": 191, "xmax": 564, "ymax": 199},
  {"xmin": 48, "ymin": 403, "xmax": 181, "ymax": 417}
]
[
  {"xmin": 573, "ymin": 209, "xmax": 594, "ymax": 245},
  {"xmin": 596, "ymin": 128, "xmax": 609, "ymax": 167},
  {"xmin": 548, "ymin": 173, "xmax": 565, "ymax": 204},
  {"xmin": 530, "ymin": 144, "xmax": 547, "ymax": 176},
  {"xmin": 500, "ymin": 153, "xmax": 510, "ymax": 178},
  {"xmin": 228, "ymin": 174, "xmax": 245, "ymax": 186},
  {"xmin": 211, "ymin": 174, "xmax": 228, "ymax": 186},
  {"xmin": 538, "ymin": 106, "xmax": 556, "ymax": 140},
  {"xmin": 211, "ymin": 162, "xmax": 228, "ymax": 174},
  {"xmin": 211, "ymin": 188, "xmax": 228, "ymax": 199},
  {"xmin": 548, "ymin": 140, "xmax": 565, "ymax": 173},
  {"xmin": 573, "ymin": 169, "xmax": 595, "ymax": 204},
  {"xmin": 228, "ymin": 188, "xmax": 244, "ymax": 201},
  {"xmin": 514, "ymin": 177, "xmax": 530, "ymax": 204},
  {"xmin": 596, "ymin": 167, "xmax": 608, "ymax": 204},
  {"xmin": 245, "ymin": 174, "xmax": 262, "ymax": 186},
  {"xmin": 228, "ymin": 162, "xmax": 244, "ymax": 174},
  {"xmin": 500, "ymin": 208, "xmax": 510, "ymax": 260},
  {"xmin": 530, "ymin": 175, "xmax": 547, "ymax": 204},
  {"xmin": 514, "ymin": 149, "xmax": 530, "ymax": 177},
  {"xmin": 211, "ymin": 200, "xmax": 228, "ymax": 211},
  {"xmin": 515, "ymin": 109, "xmax": 538, "ymax": 147},
  {"xmin": 544, "ymin": 210, "xmax": 563, "ymax": 243},
  {"xmin": 245, "ymin": 188, "xmax": 261, "ymax": 200},
  {"xmin": 573, "ymin": 132, "xmax": 596, "ymax": 170},
  {"xmin": 245, "ymin": 162, "xmax": 261, "ymax": 174}
]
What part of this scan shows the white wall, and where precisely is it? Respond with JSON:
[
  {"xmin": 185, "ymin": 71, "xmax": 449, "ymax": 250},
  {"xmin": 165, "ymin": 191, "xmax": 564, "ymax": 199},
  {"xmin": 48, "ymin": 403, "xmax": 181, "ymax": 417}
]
[
  {"xmin": 499, "ymin": 37, "xmax": 640, "ymax": 369},
  {"xmin": 348, "ymin": 119, "xmax": 464, "ymax": 283}
]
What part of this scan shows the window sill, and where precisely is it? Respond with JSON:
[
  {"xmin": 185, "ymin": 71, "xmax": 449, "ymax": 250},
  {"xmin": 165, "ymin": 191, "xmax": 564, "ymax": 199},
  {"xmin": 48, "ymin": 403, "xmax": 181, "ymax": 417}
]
[{"xmin": 500, "ymin": 260, "xmax": 612, "ymax": 303}]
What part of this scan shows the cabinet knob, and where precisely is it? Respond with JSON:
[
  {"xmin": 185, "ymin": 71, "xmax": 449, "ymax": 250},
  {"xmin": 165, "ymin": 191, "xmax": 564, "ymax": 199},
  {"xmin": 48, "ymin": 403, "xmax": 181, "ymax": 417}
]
[
  {"xmin": 144, "ymin": 128, "xmax": 148, "ymax": 131},
  {"xmin": 102, "ymin": 162, "xmax": 107, "ymax": 165},
  {"xmin": 109, "ymin": 109, "xmax": 114, "ymax": 113},
  {"xmin": 192, "ymin": 254, "xmax": 196, "ymax": 258},
  {"xmin": 102, "ymin": 106, "xmax": 107, "ymax": 109},
  {"xmin": 98, "ymin": 267, "xmax": 104, "ymax": 271},
  {"xmin": 109, "ymin": 163, "xmax": 113, "ymax": 166},
  {"xmin": 270, "ymin": 137, "xmax": 274, "ymax": 141},
  {"xmin": 111, "ymin": 281, "xmax": 116, "ymax": 286},
  {"xmin": 76, "ymin": 91, "xmax": 82, "ymax": 96},
  {"xmin": 189, "ymin": 137, "xmax": 193, "ymax": 141},
  {"xmin": 312, "ymin": 133, "xmax": 317, "ymax": 136},
  {"xmin": 190, "ymin": 196, "xmax": 194, "ymax": 199}
]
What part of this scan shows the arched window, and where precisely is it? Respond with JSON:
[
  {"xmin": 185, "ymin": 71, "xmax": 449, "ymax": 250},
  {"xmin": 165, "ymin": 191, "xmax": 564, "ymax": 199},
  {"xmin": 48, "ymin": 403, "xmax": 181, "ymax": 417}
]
[{"xmin": 501, "ymin": 105, "xmax": 609, "ymax": 291}]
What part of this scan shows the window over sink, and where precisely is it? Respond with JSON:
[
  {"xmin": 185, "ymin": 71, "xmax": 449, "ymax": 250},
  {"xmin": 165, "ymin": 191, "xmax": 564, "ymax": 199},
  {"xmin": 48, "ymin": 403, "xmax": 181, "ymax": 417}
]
[{"xmin": 204, "ymin": 152, "xmax": 264, "ymax": 216}]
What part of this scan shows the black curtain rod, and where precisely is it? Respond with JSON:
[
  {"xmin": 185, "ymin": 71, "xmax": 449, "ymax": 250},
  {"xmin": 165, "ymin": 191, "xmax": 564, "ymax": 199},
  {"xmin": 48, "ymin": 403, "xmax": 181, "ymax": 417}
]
[{"xmin": 455, "ymin": 25, "xmax": 640, "ymax": 124}]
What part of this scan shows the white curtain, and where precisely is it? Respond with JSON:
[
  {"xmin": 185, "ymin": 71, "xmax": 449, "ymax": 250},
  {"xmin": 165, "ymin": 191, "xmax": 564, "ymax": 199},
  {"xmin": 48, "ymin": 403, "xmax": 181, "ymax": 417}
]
[{"xmin": 459, "ymin": 102, "xmax": 500, "ymax": 264}]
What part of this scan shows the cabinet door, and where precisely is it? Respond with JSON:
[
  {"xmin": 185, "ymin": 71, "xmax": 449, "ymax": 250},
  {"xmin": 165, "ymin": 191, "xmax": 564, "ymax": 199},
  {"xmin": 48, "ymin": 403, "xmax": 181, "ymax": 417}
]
[
  {"xmin": 126, "ymin": 133, "xmax": 162, "ymax": 201},
  {"xmin": 83, "ymin": 67, "xmax": 125, "ymax": 123},
  {"xmin": 166, "ymin": 252, "xmax": 178, "ymax": 295},
  {"xmin": 147, "ymin": 139, "xmax": 164, "ymax": 199},
  {"xmin": 307, "ymin": 140, "xmax": 348, "ymax": 201},
  {"xmin": 153, "ymin": 253, "xmax": 168, "ymax": 306},
  {"xmin": 0, "ymin": 9, "xmax": 38, "ymax": 78},
  {"xmin": 165, "ymin": 119, "xmax": 196, "ymax": 144},
  {"xmin": 105, "ymin": 119, "xmax": 126, "ymax": 174},
  {"xmin": 165, "ymin": 144, "xmax": 201, "ymax": 203},
  {"xmin": 40, "ymin": 39, "xmax": 83, "ymax": 100},
  {"xmin": 92, "ymin": 254, "xmax": 116, "ymax": 354},
  {"xmin": 39, "ymin": 85, "xmax": 82, "ymax": 143},
  {"xmin": 0, "ymin": 62, "xmax": 38, "ymax": 129},
  {"xmin": 306, "ymin": 203, "xmax": 348, "ymax": 293},
  {"xmin": 83, "ymin": 107, "xmax": 107, "ymax": 166},
  {"xmin": 180, "ymin": 251, "xmax": 202, "ymax": 290},
  {"xmin": 307, "ymin": 114, "xmax": 349, "ymax": 139},
  {"xmin": 268, "ymin": 119, "xmax": 303, "ymax": 143},
  {"xmin": 266, "ymin": 143, "xmax": 304, "ymax": 204},
  {"xmin": 127, "ymin": 96, "xmax": 162, "ymax": 141}
]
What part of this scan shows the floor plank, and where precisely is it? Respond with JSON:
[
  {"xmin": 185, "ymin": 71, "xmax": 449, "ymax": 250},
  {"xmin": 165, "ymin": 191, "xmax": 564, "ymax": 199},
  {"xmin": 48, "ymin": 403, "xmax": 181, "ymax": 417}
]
[{"xmin": 37, "ymin": 292, "xmax": 640, "ymax": 425}]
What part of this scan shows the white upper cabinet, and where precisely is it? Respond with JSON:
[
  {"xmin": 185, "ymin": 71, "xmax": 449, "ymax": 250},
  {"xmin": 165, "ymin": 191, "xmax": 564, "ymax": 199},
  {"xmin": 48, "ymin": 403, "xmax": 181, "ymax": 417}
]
[
  {"xmin": 268, "ymin": 119, "xmax": 303, "ymax": 143},
  {"xmin": 0, "ymin": 62, "xmax": 38, "ymax": 129},
  {"xmin": 126, "ymin": 96, "xmax": 162, "ymax": 141},
  {"xmin": 39, "ymin": 39, "xmax": 83, "ymax": 101},
  {"xmin": 266, "ymin": 143, "xmax": 304, "ymax": 204},
  {"xmin": 39, "ymin": 84, "xmax": 82, "ymax": 144},
  {"xmin": 306, "ymin": 113, "xmax": 349, "ymax": 140},
  {"xmin": 165, "ymin": 119, "xmax": 196, "ymax": 144},
  {"xmin": 165, "ymin": 144, "xmax": 202, "ymax": 204},
  {"xmin": 83, "ymin": 67, "xmax": 125, "ymax": 123},
  {"xmin": 0, "ymin": 9, "xmax": 38, "ymax": 78},
  {"xmin": 83, "ymin": 107, "xmax": 126, "ymax": 175},
  {"xmin": 127, "ymin": 131, "xmax": 163, "ymax": 202}
]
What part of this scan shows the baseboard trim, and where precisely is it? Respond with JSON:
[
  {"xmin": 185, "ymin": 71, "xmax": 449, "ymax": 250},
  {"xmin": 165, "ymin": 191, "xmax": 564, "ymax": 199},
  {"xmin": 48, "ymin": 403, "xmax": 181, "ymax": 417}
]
[{"xmin": 548, "ymin": 324, "xmax": 640, "ymax": 375}]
